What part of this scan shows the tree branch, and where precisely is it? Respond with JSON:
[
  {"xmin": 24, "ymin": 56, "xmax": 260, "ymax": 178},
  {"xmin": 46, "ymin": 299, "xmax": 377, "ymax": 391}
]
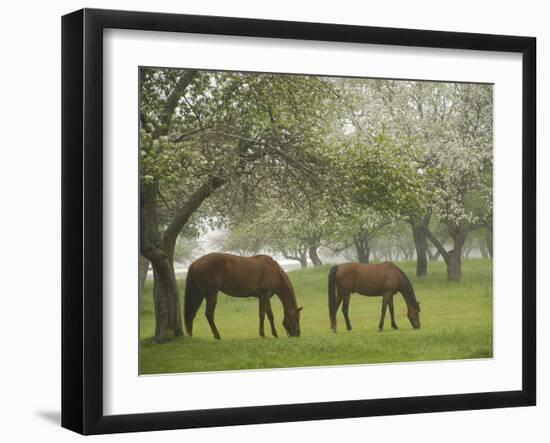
[
  {"xmin": 163, "ymin": 176, "xmax": 225, "ymax": 248},
  {"xmin": 152, "ymin": 70, "xmax": 199, "ymax": 139},
  {"xmin": 421, "ymin": 226, "xmax": 450, "ymax": 263},
  {"xmin": 170, "ymin": 127, "xmax": 210, "ymax": 143}
]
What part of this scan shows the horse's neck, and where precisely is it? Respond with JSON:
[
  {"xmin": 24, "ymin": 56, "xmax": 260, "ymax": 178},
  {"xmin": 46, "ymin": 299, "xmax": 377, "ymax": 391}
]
[
  {"xmin": 402, "ymin": 292, "xmax": 413, "ymax": 309},
  {"xmin": 401, "ymin": 286, "xmax": 416, "ymax": 310},
  {"xmin": 277, "ymin": 281, "xmax": 298, "ymax": 313}
]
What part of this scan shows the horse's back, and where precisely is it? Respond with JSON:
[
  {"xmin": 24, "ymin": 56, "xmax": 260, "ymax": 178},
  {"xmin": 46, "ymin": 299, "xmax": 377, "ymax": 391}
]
[
  {"xmin": 336, "ymin": 261, "xmax": 402, "ymax": 295},
  {"xmin": 190, "ymin": 252, "xmax": 283, "ymax": 297},
  {"xmin": 191, "ymin": 252, "xmax": 231, "ymax": 277}
]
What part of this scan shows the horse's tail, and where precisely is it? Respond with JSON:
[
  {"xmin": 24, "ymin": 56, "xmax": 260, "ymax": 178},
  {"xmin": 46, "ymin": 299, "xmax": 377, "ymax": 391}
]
[
  {"xmin": 184, "ymin": 264, "xmax": 203, "ymax": 336},
  {"xmin": 328, "ymin": 265, "xmax": 339, "ymax": 331},
  {"xmin": 397, "ymin": 266, "xmax": 419, "ymax": 310}
]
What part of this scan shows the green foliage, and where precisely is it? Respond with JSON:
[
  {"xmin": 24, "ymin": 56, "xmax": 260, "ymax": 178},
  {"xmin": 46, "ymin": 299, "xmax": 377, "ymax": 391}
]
[
  {"xmin": 141, "ymin": 67, "xmax": 493, "ymax": 308},
  {"xmin": 342, "ymin": 133, "xmax": 427, "ymax": 214},
  {"xmin": 210, "ymin": 77, "xmax": 493, "ymax": 260},
  {"xmin": 140, "ymin": 68, "xmax": 339, "ymax": 235}
]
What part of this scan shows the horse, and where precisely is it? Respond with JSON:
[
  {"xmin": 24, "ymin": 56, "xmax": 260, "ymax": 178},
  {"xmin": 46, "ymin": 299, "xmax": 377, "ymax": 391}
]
[
  {"xmin": 328, "ymin": 262, "xmax": 421, "ymax": 332},
  {"xmin": 184, "ymin": 252, "xmax": 302, "ymax": 339}
]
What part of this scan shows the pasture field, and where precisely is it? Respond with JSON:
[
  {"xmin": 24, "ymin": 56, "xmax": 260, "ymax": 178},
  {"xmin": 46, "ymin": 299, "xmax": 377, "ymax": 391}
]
[{"xmin": 139, "ymin": 259, "xmax": 493, "ymax": 374}]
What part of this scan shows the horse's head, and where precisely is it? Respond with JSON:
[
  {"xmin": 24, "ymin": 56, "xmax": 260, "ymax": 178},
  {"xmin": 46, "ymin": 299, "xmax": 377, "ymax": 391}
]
[
  {"xmin": 283, "ymin": 307, "xmax": 302, "ymax": 337},
  {"xmin": 407, "ymin": 301, "xmax": 421, "ymax": 329}
]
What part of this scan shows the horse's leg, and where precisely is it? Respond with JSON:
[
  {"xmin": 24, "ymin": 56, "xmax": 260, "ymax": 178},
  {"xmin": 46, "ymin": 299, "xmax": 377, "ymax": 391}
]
[
  {"xmin": 389, "ymin": 294, "xmax": 399, "ymax": 330},
  {"xmin": 378, "ymin": 292, "xmax": 392, "ymax": 332},
  {"xmin": 342, "ymin": 293, "xmax": 352, "ymax": 331},
  {"xmin": 205, "ymin": 292, "xmax": 221, "ymax": 340},
  {"xmin": 332, "ymin": 287, "xmax": 344, "ymax": 331},
  {"xmin": 265, "ymin": 297, "xmax": 278, "ymax": 338},
  {"xmin": 258, "ymin": 296, "xmax": 267, "ymax": 338}
]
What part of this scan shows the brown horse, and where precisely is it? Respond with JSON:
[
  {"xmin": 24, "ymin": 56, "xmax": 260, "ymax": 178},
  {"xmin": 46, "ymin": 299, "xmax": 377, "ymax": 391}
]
[
  {"xmin": 184, "ymin": 252, "xmax": 302, "ymax": 339},
  {"xmin": 328, "ymin": 262, "xmax": 420, "ymax": 332}
]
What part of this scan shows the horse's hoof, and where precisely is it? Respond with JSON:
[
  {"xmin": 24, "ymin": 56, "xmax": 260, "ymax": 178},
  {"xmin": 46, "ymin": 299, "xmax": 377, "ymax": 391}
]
[
  {"xmin": 346, "ymin": 327, "xmax": 352, "ymax": 331},
  {"xmin": 378, "ymin": 327, "xmax": 384, "ymax": 332},
  {"xmin": 214, "ymin": 335, "xmax": 221, "ymax": 340},
  {"xmin": 392, "ymin": 325, "xmax": 399, "ymax": 330}
]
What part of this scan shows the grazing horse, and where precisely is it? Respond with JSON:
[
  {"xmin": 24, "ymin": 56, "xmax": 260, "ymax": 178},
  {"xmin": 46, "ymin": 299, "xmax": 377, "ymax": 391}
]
[
  {"xmin": 328, "ymin": 262, "xmax": 420, "ymax": 332},
  {"xmin": 184, "ymin": 252, "xmax": 302, "ymax": 339}
]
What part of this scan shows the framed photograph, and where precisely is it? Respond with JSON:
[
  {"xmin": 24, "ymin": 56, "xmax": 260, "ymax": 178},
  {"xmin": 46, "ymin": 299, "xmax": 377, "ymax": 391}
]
[{"xmin": 62, "ymin": 8, "xmax": 536, "ymax": 435}]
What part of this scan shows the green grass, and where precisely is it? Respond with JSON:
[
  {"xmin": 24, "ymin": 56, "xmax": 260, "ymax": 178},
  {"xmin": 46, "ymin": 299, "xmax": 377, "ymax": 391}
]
[{"xmin": 139, "ymin": 259, "xmax": 493, "ymax": 374}]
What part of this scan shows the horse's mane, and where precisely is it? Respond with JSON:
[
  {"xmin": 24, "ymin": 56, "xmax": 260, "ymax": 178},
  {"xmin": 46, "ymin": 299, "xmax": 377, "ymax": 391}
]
[
  {"xmin": 268, "ymin": 258, "xmax": 298, "ymax": 308},
  {"xmin": 277, "ymin": 263, "xmax": 293, "ymax": 286},
  {"xmin": 397, "ymin": 267, "xmax": 420, "ymax": 310},
  {"xmin": 248, "ymin": 255, "xmax": 297, "ymax": 305}
]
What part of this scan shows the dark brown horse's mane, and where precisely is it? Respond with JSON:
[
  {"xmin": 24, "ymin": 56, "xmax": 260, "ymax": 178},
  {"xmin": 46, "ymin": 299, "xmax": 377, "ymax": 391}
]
[
  {"xmin": 253, "ymin": 256, "xmax": 293, "ymax": 285},
  {"xmin": 265, "ymin": 257, "xmax": 298, "ymax": 309},
  {"xmin": 397, "ymin": 267, "xmax": 420, "ymax": 311}
]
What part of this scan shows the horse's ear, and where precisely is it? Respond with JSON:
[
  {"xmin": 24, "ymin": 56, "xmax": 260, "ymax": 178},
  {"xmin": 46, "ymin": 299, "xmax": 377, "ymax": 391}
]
[{"xmin": 297, "ymin": 307, "xmax": 303, "ymax": 313}]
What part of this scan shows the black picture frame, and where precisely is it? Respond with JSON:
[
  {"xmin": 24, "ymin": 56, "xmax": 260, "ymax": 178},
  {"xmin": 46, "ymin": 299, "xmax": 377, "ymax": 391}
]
[{"xmin": 61, "ymin": 8, "xmax": 536, "ymax": 435}]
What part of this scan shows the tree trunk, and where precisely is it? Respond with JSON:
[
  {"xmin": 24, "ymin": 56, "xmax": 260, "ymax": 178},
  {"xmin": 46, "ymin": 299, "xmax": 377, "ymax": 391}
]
[
  {"xmin": 284, "ymin": 249, "xmax": 308, "ymax": 269},
  {"xmin": 139, "ymin": 255, "xmax": 149, "ymax": 301},
  {"xmin": 140, "ymin": 176, "xmax": 224, "ymax": 342},
  {"xmin": 422, "ymin": 220, "xmax": 469, "ymax": 282},
  {"xmin": 446, "ymin": 223, "xmax": 468, "ymax": 282},
  {"xmin": 354, "ymin": 233, "xmax": 370, "ymax": 264},
  {"xmin": 308, "ymin": 246, "xmax": 323, "ymax": 266},
  {"xmin": 151, "ymin": 256, "xmax": 182, "ymax": 342},
  {"xmin": 298, "ymin": 249, "xmax": 308, "ymax": 268},
  {"xmin": 479, "ymin": 237, "xmax": 489, "ymax": 259},
  {"xmin": 409, "ymin": 213, "xmax": 430, "ymax": 277},
  {"xmin": 447, "ymin": 249, "xmax": 462, "ymax": 281},
  {"xmin": 140, "ymin": 181, "xmax": 182, "ymax": 342}
]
